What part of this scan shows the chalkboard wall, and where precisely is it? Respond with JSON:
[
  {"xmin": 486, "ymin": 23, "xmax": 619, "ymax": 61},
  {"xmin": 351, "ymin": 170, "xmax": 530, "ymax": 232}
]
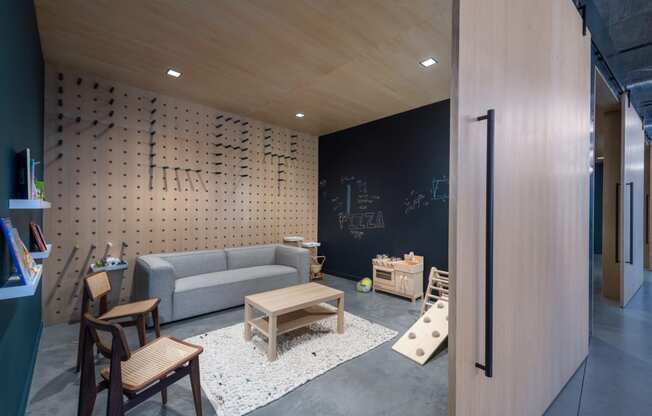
[{"xmin": 318, "ymin": 100, "xmax": 450, "ymax": 287}]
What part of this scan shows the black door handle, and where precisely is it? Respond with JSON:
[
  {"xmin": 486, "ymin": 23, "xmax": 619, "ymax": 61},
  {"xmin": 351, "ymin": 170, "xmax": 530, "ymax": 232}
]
[
  {"xmin": 475, "ymin": 109, "xmax": 494, "ymax": 378},
  {"xmin": 616, "ymin": 182, "xmax": 620, "ymax": 263},
  {"xmin": 627, "ymin": 182, "xmax": 634, "ymax": 264},
  {"xmin": 646, "ymin": 194, "xmax": 649, "ymax": 245}
]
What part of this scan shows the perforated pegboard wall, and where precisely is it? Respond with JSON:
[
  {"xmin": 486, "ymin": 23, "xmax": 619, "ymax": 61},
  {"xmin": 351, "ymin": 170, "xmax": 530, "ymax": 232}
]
[{"xmin": 42, "ymin": 67, "xmax": 318, "ymax": 326}]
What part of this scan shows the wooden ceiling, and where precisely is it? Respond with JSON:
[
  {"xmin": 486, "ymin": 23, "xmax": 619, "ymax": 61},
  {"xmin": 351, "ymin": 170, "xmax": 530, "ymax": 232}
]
[{"xmin": 34, "ymin": 0, "xmax": 451, "ymax": 135}]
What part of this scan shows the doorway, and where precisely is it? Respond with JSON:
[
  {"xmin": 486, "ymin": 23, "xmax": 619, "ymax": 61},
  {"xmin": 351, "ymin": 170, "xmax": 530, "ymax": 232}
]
[{"xmin": 594, "ymin": 68, "xmax": 622, "ymax": 304}]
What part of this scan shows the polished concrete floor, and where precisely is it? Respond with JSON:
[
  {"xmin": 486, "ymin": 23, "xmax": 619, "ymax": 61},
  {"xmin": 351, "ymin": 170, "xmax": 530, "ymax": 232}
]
[
  {"xmin": 27, "ymin": 275, "xmax": 448, "ymax": 416},
  {"xmin": 28, "ymin": 263, "xmax": 652, "ymax": 415},
  {"xmin": 546, "ymin": 258, "xmax": 652, "ymax": 416}
]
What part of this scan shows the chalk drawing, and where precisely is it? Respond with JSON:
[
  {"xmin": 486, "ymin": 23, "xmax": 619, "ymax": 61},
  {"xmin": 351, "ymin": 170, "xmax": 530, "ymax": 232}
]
[
  {"xmin": 402, "ymin": 175, "xmax": 449, "ymax": 215},
  {"xmin": 432, "ymin": 176, "xmax": 449, "ymax": 201},
  {"xmin": 346, "ymin": 184, "xmax": 352, "ymax": 215},
  {"xmin": 350, "ymin": 231, "xmax": 364, "ymax": 240},
  {"xmin": 404, "ymin": 190, "xmax": 427, "ymax": 214}
]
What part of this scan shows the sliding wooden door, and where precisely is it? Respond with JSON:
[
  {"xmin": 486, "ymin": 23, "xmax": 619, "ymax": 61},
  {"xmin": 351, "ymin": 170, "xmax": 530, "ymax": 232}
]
[
  {"xmin": 620, "ymin": 94, "xmax": 645, "ymax": 305},
  {"xmin": 449, "ymin": 0, "xmax": 591, "ymax": 414}
]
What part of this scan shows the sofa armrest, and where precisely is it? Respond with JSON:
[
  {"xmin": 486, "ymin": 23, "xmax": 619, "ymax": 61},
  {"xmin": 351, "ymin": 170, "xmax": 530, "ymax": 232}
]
[
  {"xmin": 133, "ymin": 256, "xmax": 176, "ymax": 323},
  {"xmin": 276, "ymin": 245, "xmax": 311, "ymax": 283}
]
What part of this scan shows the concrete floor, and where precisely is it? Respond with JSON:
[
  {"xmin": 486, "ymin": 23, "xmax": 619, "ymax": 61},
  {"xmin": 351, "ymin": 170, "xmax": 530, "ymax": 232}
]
[
  {"xmin": 28, "ymin": 261, "xmax": 652, "ymax": 415},
  {"xmin": 27, "ymin": 275, "xmax": 448, "ymax": 416},
  {"xmin": 545, "ymin": 258, "xmax": 652, "ymax": 415}
]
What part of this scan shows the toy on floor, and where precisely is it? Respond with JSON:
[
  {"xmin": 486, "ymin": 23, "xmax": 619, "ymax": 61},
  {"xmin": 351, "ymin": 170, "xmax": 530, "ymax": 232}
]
[
  {"xmin": 356, "ymin": 277, "xmax": 372, "ymax": 292},
  {"xmin": 392, "ymin": 267, "xmax": 450, "ymax": 365}
]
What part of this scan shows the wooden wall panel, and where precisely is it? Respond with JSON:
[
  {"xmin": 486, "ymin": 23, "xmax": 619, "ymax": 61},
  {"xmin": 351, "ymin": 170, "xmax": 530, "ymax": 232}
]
[
  {"xmin": 620, "ymin": 94, "xmax": 645, "ymax": 306},
  {"xmin": 42, "ymin": 66, "xmax": 318, "ymax": 326},
  {"xmin": 450, "ymin": 0, "xmax": 590, "ymax": 414},
  {"xmin": 598, "ymin": 108, "xmax": 622, "ymax": 301}
]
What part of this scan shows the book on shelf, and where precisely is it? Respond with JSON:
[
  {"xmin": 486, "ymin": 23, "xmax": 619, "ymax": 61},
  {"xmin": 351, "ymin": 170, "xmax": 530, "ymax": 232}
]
[
  {"xmin": 30, "ymin": 222, "xmax": 47, "ymax": 252},
  {"xmin": 14, "ymin": 149, "xmax": 32, "ymax": 199},
  {"xmin": 1, "ymin": 218, "xmax": 39, "ymax": 285},
  {"xmin": 13, "ymin": 148, "xmax": 45, "ymax": 201}
]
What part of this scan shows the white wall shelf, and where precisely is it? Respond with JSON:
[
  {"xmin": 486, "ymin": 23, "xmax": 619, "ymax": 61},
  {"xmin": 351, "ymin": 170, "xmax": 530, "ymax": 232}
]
[
  {"xmin": 0, "ymin": 265, "xmax": 43, "ymax": 300},
  {"xmin": 30, "ymin": 244, "xmax": 52, "ymax": 260},
  {"xmin": 9, "ymin": 199, "xmax": 51, "ymax": 209},
  {"xmin": 90, "ymin": 262, "xmax": 128, "ymax": 273}
]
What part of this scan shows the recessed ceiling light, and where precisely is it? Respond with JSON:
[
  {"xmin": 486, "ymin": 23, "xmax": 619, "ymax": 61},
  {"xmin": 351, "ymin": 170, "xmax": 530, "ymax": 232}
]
[
  {"xmin": 420, "ymin": 57, "xmax": 438, "ymax": 68},
  {"xmin": 166, "ymin": 68, "xmax": 182, "ymax": 78},
  {"xmin": 295, "ymin": 113, "xmax": 305, "ymax": 118}
]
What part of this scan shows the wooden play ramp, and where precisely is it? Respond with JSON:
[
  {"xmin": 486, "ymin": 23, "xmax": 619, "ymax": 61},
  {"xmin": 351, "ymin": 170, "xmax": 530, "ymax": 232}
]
[{"xmin": 392, "ymin": 268, "xmax": 449, "ymax": 365}]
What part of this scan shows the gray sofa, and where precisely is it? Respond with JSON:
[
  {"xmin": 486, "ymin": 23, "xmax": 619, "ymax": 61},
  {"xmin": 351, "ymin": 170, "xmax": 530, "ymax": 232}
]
[{"xmin": 133, "ymin": 244, "xmax": 310, "ymax": 323}]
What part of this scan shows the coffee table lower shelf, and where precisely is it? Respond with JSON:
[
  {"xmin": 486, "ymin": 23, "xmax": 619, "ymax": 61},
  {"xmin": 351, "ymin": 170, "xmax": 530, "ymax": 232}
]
[{"xmin": 248, "ymin": 305, "xmax": 336, "ymax": 337}]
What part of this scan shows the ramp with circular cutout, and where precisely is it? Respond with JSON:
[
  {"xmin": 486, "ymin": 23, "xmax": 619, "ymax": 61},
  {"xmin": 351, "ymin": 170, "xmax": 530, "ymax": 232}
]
[{"xmin": 391, "ymin": 300, "xmax": 448, "ymax": 365}]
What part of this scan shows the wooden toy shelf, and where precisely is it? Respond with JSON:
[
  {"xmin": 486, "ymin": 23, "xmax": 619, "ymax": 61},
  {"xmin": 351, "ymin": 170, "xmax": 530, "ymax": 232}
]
[{"xmin": 0, "ymin": 265, "xmax": 43, "ymax": 300}]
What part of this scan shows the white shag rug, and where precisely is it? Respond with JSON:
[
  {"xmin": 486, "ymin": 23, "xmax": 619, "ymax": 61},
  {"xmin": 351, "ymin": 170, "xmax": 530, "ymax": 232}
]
[{"xmin": 185, "ymin": 309, "xmax": 397, "ymax": 416}]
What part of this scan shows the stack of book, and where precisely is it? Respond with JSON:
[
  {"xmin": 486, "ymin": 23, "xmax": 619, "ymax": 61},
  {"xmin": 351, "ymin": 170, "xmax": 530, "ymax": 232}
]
[
  {"xmin": 15, "ymin": 148, "xmax": 45, "ymax": 200},
  {"xmin": 30, "ymin": 222, "xmax": 48, "ymax": 252},
  {"xmin": 1, "ymin": 218, "xmax": 40, "ymax": 285}
]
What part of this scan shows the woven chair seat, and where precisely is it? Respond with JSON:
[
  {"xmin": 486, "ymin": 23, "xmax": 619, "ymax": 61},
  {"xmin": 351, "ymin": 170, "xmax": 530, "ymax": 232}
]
[
  {"xmin": 100, "ymin": 337, "xmax": 202, "ymax": 391},
  {"xmin": 98, "ymin": 299, "xmax": 159, "ymax": 320}
]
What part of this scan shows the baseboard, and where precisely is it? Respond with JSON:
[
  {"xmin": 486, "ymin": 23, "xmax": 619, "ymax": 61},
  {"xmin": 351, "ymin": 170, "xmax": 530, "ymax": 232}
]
[
  {"xmin": 17, "ymin": 320, "xmax": 43, "ymax": 416},
  {"xmin": 322, "ymin": 269, "xmax": 360, "ymax": 280}
]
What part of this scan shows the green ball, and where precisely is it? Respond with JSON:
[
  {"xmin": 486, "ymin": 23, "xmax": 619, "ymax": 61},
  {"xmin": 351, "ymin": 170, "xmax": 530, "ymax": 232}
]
[{"xmin": 357, "ymin": 277, "xmax": 372, "ymax": 292}]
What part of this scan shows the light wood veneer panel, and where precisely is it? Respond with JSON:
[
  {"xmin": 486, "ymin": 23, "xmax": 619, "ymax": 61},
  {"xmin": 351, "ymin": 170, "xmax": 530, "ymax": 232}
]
[{"xmin": 450, "ymin": 0, "xmax": 590, "ymax": 414}]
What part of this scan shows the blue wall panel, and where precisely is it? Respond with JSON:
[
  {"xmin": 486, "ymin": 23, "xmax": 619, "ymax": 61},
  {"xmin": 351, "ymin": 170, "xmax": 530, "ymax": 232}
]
[{"xmin": 0, "ymin": 1, "xmax": 45, "ymax": 414}]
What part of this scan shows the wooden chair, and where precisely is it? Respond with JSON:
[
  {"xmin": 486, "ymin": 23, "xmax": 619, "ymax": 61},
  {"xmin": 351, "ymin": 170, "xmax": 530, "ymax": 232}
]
[
  {"xmin": 76, "ymin": 272, "xmax": 161, "ymax": 372},
  {"xmin": 78, "ymin": 313, "xmax": 203, "ymax": 416}
]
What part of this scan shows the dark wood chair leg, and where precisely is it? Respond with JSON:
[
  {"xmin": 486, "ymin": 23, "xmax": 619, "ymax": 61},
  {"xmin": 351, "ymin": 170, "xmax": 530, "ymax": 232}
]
[
  {"xmin": 136, "ymin": 316, "xmax": 146, "ymax": 347},
  {"xmin": 152, "ymin": 307, "xmax": 161, "ymax": 338},
  {"xmin": 77, "ymin": 326, "xmax": 97, "ymax": 416},
  {"xmin": 106, "ymin": 358, "xmax": 125, "ymax": 416},
  {"xmin": 76, "ymin": 317, "xmax": 85, "ymax": 373},
  {"xmin": 189, "ymin": 358, "xmax": 202, "ymax": 416}
]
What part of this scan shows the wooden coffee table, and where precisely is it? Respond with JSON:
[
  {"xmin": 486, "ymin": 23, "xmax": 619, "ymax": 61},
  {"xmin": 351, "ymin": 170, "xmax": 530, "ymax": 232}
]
[{"xmin": 244, "ymin": 283, "xmax": 345, "ymax": 361}]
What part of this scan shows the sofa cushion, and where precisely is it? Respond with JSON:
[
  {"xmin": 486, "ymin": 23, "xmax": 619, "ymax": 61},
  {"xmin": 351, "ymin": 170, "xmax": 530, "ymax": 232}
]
[
  {"xmin": 163, "ymin": 250, "xmax": 227, "ymax": 279},
  {"xmin": 175, "ymin": 265, "xmax": 297, "ymax": 293},
  {"xmin": 225, "ymin": 245, "xmax": 276, "ymax": 270},
  {"xmin": 172, "ymin": 265, "xmax": 299, "ymax": 321}
]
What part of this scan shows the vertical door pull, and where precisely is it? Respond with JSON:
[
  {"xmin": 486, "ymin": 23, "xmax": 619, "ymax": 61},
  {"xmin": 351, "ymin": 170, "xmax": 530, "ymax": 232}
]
[
  {"xmin": 616, "ymin": 183, "xmax": 620, "ymax": 263},
  {"xmin": 627, "ymin": 182, "xmax": 634, "ymax": 264},
  {"xmin": 474, "ymin": 109, "xmax": 494, "ymax": 378},
  {"xmin": 646, "ymin": 194, "xmax": 649, "ymax": 245}
]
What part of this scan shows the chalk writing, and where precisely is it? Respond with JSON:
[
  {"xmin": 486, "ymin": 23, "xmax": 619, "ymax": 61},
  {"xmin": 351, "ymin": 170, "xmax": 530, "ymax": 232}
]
[
  {"xmin": 338, "ymin": 211, "xmax": 385, "ymax": 231},
  {"xmin": 403, "ymin": 175, "xmax": 449, "ymax": 214},
  {"xmin": 432, "ymin": 176, "xmax": 449, "ymax": 201}
]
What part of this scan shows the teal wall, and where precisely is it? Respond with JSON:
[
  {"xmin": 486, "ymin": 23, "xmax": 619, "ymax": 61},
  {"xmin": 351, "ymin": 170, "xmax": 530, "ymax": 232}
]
[{"xmin": 0, "ymin": 1, "xmax": 45, "ymax": 414}]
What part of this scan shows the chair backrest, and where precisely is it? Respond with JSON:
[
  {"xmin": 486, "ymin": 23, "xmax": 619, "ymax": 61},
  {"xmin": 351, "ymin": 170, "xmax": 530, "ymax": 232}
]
[
  {"xmin": 85, "ymin": 272, "xmax": 111, "ymax": 301},
  {"xmin": 83, "ymin": 313, "xmax": 131, "ymax": 362}
]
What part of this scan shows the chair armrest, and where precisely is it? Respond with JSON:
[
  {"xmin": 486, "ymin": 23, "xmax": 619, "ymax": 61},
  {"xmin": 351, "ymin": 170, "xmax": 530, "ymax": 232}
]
[
  {"xmin": 276, "ymin": 245, "xmax": 311, "ymax": 283},
  {"xmin": 133, "ymin": 256, "xmax": 176, "ymax": 323}
]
